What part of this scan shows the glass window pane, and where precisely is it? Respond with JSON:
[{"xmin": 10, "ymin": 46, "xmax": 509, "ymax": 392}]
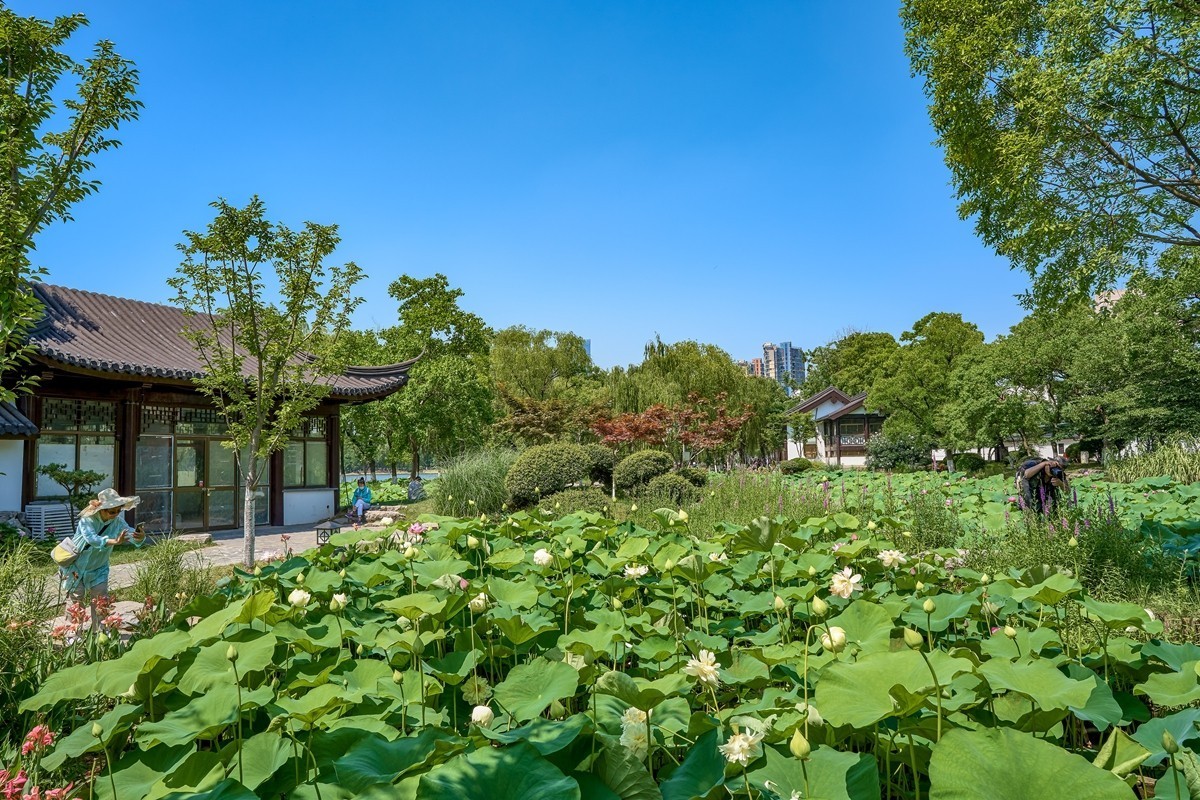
[
  {"xmin": 138, "ymin": 490, "xmax": 172, "ymax": 533},
  {"xmin": 305, "ymin": 442, "xmax": 327, "ymax": 487},
  {"xmin": 36, "ymin": 435, "xmax": 77, "ymax": 497},
  {"xmin": 208, "ymin": 490, "xmax": 236, "ymax": 529},
  {"xmin": 284, "ymin": 441, "xmax": 304, "ymax": 487},
  {"xmin": 175, "ymin": 440, "xmax": 205, "ymax": 488},
  {"xmin": 175, "ymin": 491, "xmax": 203, "ymax": 530},
  {"xmin": 136, "ymin": 437, "xmax": 173, "ymax": 489},
  {"xmin": 208, "ymin": 440, "xmax": 237, "ymax": 486},
  {"xmin": 79, "ymin": 435, "xmax": 115, "ymax": 486}
]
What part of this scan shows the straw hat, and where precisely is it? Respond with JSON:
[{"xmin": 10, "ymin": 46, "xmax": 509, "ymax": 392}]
[{"xmin": 81, "ymin": 487, "xmax": 141, "ymax": 516}]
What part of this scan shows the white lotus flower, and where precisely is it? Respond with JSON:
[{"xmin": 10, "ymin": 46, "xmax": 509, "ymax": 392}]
[
  {"xmin": 621, "ymin": 706, "xmax": 648, "ymax": 729},
  {"xmin": 683, "ymin": 649, "xmax": 721, "ymax": 688},
  {"xmin": 708, "ymin": 551, "xmax": 728, "ymax": 563},
  {"xmin": 288, "ymin": 588, "xmax": 311, "ymax": 607},
  {"xmin": 620, "ymin": 724, "xmax": 650, "ymax": 760},
  {"xmin": 718, "ymin": 729, "xmax": 763, "ymax": 766},
  {"xmin": 470, "ymin": 705, "xmax": 494, "ymax": 727},
  {"xmin": 829, "ymin": 567, "xmax": 862, "ymax": 599},
  {"xmin": 330, "ymin": 592, "xmax": 348, "ymax": 611},
  {"xmin": 624, "ymin": 564, "xmax": 649, "ymax": 579},
  {"xmin": 533, "ymin": 548, "xmax": 553, "ymax": 567},
  {"xmin": 820, "ymin": 626, "xmax": 848, "ymax": 653},
  {"xmin": 877, "ymin": 550, "xmax": 907, "ymax": 569},
  {"xmin": 468, "ymin": 592, "xmax": 488, "ymax": 613},
  {"xmin": 381, "ymin": 516, "xmax": 394, "ymax": 526}
]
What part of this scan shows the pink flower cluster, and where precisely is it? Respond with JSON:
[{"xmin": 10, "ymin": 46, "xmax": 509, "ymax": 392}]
[
  {"xmin": 1, "ymin": 766, "xmax": 74, "ymax": 799},
  {"xmin": 20, "ymin": 726, "xmax": 54, "ymax": 756}
]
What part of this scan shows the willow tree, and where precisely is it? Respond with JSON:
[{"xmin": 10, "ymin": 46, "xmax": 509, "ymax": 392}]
[
  {"xmin": 0, "ymin": 10, "xmax": 140, "ymax": 402},
  {"xmin": 169, "ymin": 197, "xmax": 362, "ymax": 567}
]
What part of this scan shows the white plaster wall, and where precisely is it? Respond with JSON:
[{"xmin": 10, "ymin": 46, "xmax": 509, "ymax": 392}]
[
  {"xmin": 283, "ymin": 488, "xmax": 336, "ymax": 526},
  {"xmin": 0, "ymin": 440, "xmax": 24, "ymax": 512}
]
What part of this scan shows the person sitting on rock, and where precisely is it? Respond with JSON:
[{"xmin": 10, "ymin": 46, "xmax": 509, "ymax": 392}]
[
  {"xmin": 408, "ymin": 474, "xmax": 426, "ymax": 502},
  {"xmin": 349, "ymin": 477, "xmax": 372, "ymax": 528}
]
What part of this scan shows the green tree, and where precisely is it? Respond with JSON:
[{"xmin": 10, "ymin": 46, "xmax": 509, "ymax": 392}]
[
  {"xmin": 941, "ymin": 342, "xmax": 1040, "ymax": 456},
  {"xmin": 903, "ymin": 0, "xmax": 1200, "ymax": 303},
  {"xmin": 799, "ymin": 331, "xmax": 899, "ymax": 398},
  {"xmin": 870, "ymin": 313, "xmax": 985, "ymax": 443},
  {"xmin": 169, "ymin": 197, "xmax": 362, "ymax": 567},
  {"xmin": 379, "ymin": 274, "xmax": 494, "ymax": 478},
  {"xmin": 490, "ymin": 326, "xmax": 603, "ymax": 445},
  {"xmin": 0, "ymin": 10, "xmax": 140, "ymax": 402}
]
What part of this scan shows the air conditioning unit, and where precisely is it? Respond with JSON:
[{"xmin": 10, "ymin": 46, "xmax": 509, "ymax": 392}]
[{"xmin": 24, "ymin": 502, "xmax": 73, "ymax": 541}]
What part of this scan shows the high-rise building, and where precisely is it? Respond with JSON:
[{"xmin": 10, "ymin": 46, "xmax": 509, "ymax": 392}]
[{"xmin": 760, "ymin": 341, "xmax": 805, "ymax": 394}]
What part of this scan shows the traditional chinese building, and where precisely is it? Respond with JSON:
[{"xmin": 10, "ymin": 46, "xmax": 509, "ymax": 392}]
[
  {"xmin": 1, "ymin": 283, "xmax": 413, "ymax": 532},
  {"xmin": 785, "ymin": 386, "xmax": 885, "ymax": 467}
]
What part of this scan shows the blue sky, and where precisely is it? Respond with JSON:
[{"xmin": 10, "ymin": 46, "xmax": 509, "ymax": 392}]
[{"xmin": 15, "ymin": 1, "xmax": 1030, "ymax": 369}]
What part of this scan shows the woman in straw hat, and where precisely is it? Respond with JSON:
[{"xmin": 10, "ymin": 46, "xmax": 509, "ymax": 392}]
[{"xmin": 61, "ymin": 488, "xmax": 147, "ymax": 616}]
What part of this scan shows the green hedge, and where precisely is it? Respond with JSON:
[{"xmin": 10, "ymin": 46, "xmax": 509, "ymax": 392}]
[
  {"xmin": 504, "ymin": 443, "xmax": 591, "ymax": 507},
  {"xmin": 779, "ymin": 457, "xmax": 815, "ymax": 475},
  {"xmin": 582, "ymin": 443, "xmax": 618, "ymax": 488},
  {"xmin": 949, "ymin": 453, "xmax": 987, "ymax": 473},
  {"xmin": 542, "ymin": 487, "xmax": 612, "ymax": 515},
  {"xmin": 675, "ymin": 466, "xmax": 709, "ymax": 487},
  {"xmin": 643, "ymin": 473, "xmax": 701, "ymax": 505},
  {"xmin": 613, "ymin": 450, "xmax": 674, "ymax": 492}
]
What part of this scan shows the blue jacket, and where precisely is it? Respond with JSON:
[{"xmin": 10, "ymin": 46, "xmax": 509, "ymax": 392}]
[{"xmin": 61, "ymin": 512, "xmax": 142, "ymax": 593}]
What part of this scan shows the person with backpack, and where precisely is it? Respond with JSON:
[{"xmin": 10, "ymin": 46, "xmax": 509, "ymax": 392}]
[
  {"xmin": 57, "ymin": 488, "xmax": 146, "ymax": 622},
  {"xmin": 1017, "ymin": 455, "xmax": 1069, "ymax": 515}
]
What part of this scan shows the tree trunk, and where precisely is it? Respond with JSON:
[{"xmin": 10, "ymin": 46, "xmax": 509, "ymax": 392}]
[
  {"xmin": 410, "ymin": 438, "xmax": 420, "ymax": 481},
  {"xmin": 389, "ymin": 463, "xmax": 398, "ymax": 482},
  {"xmin": 242, "ymin": 454, "xmax": 257, "ymax": 569},
  {"xmin": 368, "ymin": 460, "xmax": 378, "ymax": 482}
]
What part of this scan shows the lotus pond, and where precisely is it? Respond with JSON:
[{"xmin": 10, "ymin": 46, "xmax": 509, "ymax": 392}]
[{"xmin": 15, "ymin": 507, "xmax": 1200, "ymax": 799}]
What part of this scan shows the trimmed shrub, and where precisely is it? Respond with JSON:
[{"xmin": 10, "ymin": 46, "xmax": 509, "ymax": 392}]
[
  {"xmin": 613, "ymin": 450, "xmax": 674, "ymax": 492},
  {"xmin": 543, "ymin": 487, "xmax": 612, "ymax": 515},
  {"xmin": 676, "ymin": 466, "xmax": 709, "ymax": 487},
  {"xmin": 949, "ymin": 453, "xmax": 986, "ymax": 473},
  {"xmin": 643, "ymin": 473, "xmax": 701, "ymax": 505},
  {"xmin": 866, "ymin": 433, "xmax": 933, "ymax": 471},
  {"xmin": 433, "ymin": 449, "xmax": 518, "ymax": 516},
  {"xmin": 779, "ymin": 458, "xmax": 814, "ymax": 476},
  {"xmin": 582, "ymin": 443, "xmax": 618, "ymax": 487},
  {"xmin": 504, "ymin": 443, "xmax": 591, "ymax": 507}
]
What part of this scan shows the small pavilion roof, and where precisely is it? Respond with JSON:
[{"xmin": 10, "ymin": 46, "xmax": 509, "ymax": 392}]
[
  {"xmin": 0, "ymin": 401, "xmax": 37, "ymax": 438},
  {"xmin": 27, "ymin": 283, "xmax": 414, "ymax": 401},
  {"xmin": 785, "ymin": 386, "xmax": 851, "ymax": 416}
]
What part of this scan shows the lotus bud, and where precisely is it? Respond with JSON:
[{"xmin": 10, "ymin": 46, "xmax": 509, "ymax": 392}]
[
  {"xmin": 1164, "ymin": 730, "xmax": 1180, "ymax": 755},
  {"xmin": 903, "ymin": 628, "xmax": 924, "ymax": 650},
  {"xmin": 807, "ymin": 565, "xmax": 817, "ymax": 577},
  {"xmin": 226, "ymin": 644, "xmax": 239, "ymax": 662},
  {"xmin": 1068, "ymin": 537, "xmax": 1078, "ymax": 548},
  {"xmin": 253, "ymin": 565, "xmax": 263, "ymax": 577},
  {"xmin": 980, "ymin": 574, "xmax": 991, "ymax": 585},
  {"xmin": 338, "ymin": 569, "xmax": 346, "ymax": 579},
  {"xmin": 468, "ymin": 499, "xmax": 476, "ymax": 506},
  {"xmin": 296, "ymin": 572, "xmax": 305, "ymax": 585},
  {"xmin": 467, "ymin": 535, "xmax": 480, "ymax": 550},
  {"xmin": 774, "ymin": 595, "xmax": 786, "ymax": 612},
  {"xmin": 866, "ymin": 520, "xmax": 877, "ymax": 531},
  {"xmin": 915, "ymin": 581, "xmax": 925, "ymax": 592},
  {"xmin": 663, "ymin": 559, "xmax": 675, "ymax": 571},
  {"xmin": 630, "ymin": 504, "xmax": 638, "ymax": 512},
  {"xmin": 820, "ymin": 626, "xmax": 847, "ymax": 653},
  {"xmin": 563, "ymin": 548, "xmax": 574, "ymax": 560},
  {"xmin": 611, "ymin": 597, "xmax": 623, "ymax": 611},
  {"xmin": 902, "ymin": 530, "xmax": 912, "ymax": 538},
  {"xmin": 96, "ymin": 632, "xmax": 109, "ymax": 645},
  {"xmin": 1004, "ymin": 625, "xmax": 1017, "ymax": 639},
  {"xmin": 549, "ymin": 699, "xmax": 567, "ymax": 719},
  {"xmin": 677, "ymin": 510, "xmax": 688, "ymax": 523},
  {"xmin": 471, "ymin": 705, "xmax": 494, "ymax": 727},
  {"xmin": 922, "ymin": 599, "xmax": 937, "ymax": 614},
  {"xmin": 393, "ymin": 669, "xmax": 404, "ymax": 684},
  {"xmin": 789, "ymin": 728, "xmax": 811, "ymax": 760},
  {"xmin": 331, "ymin": 592, "xmax": 348, "ymax": 612},
  {"xmin": 811, "ymin": 596, "xmax": 829, "ymax": 618},
  {"xmin": 91, "ymin": 722, "xmax": 104, "ymax": 739},
  {"xmin": 411, "ymin": 634, "xmax": 425, "ymax": 657},
  {"xmin": 404, "ymin": 546, "xmax": 418, "ymax": 560}
]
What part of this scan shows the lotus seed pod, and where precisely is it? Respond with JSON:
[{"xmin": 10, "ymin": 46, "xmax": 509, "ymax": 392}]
[
  {"xmin": 1004, "ymin": 625, "xmax": 1017, "ymax": 638},
  {"xmin": 1068, "ymin": 536, "xmax": 1078, "ymax": 548},
  {"xmin": 1164, "ymin": 730, "xmax": 1181, "ymax": 755},
  {"xmin": 296, "ymin": 572, "xmax": 305, "ymax": 585},
  {"xmin": 226, "ymin": 644, "xmax": 239, "ymax": 662},
  {"xmin": 923, "ymin": 599, "xmax": 937, "ymax": 614},
  {"xmin": 549, "ymin": 699, "xmax": 567, "ymax": 719},
  {"xmin": 789, "ymin": 728, "xmax": 811, "ymax": 760},
  {"xmin": 774, "ymin": 595, "xmax": 786, "ymax": 612},
  {"xmin": 903, "ymin": 628, "xmax": 924, "ymax": 650},
  {"xmin": 467, "ymin": 535, "xmax": 480, "ymax": 549},
  {"xmin": 91, "ymin": 722, "xmax": 104, "ymax": 738},
  {"xmin": 811, "ymin": 596, "xmax": 829, "ymax": 618}
]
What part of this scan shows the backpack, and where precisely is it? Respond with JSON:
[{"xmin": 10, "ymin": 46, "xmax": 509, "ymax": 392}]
[{"xmin": 51, "ymin": 534, "xmax": 86, "ymax": 568}]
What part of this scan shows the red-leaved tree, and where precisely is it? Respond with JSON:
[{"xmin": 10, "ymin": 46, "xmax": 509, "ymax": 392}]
[{"xmin": 592, "ymin": 393, "xmax": 751, "ymax": 465}]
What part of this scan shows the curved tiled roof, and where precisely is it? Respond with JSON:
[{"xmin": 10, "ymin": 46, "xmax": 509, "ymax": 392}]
[
  {"xmin": 28, "ymin": 284, "xmax": 414, "ymax": 400},
  {"xmin": 0, "ymin": 402, "xmax": 37, "ymax": 437},
  {"xmin": 785, "ymin": 386, "xmax": 851, "ymax": 416}
]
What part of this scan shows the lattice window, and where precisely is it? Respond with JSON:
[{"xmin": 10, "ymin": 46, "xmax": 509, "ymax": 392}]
[
  {"xmin": 177, "ymin": 407, "xmax": 227, "ymax": 435},
  {"xmin": 41, "ymin": 398, "xmax": 116, "ymax": 432},
  {"xmin": 141, "ymin": 405, "xmax": 175, "ymax": 434}
]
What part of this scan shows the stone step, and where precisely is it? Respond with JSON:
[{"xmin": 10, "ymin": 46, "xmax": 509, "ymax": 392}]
[{"xmin": 176, "ymin": 533, "xmax": 213, "ymax": 545}]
